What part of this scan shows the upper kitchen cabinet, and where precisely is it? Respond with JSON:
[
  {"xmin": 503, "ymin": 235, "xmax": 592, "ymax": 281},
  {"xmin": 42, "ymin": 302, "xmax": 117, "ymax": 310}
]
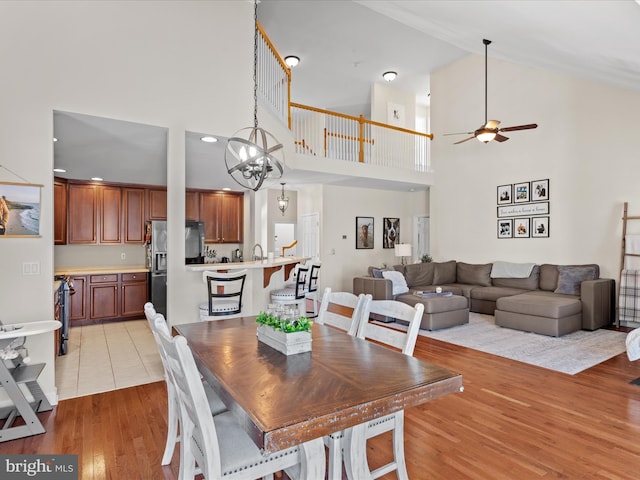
[
  {"xmin": 67, "ymin": 183, "xmax": 98, "ymax": 244},
  {"xmin": 148, "ymin": 188, "xmax": 167, "ymax": 220},
  {"xmin": 99, "ymin": 185, "xmax": 122, "ymax": 244},
  {"xmin": 54, "ymin": 179, "xmax": 67, "ymax": 245},
  {"xmin": 123, "ymin": 187, "xmax": 145, "ymax": 243},
  {"xmin": 199, "ymin": 191, "xmax": 243, "ymax": 243},
  {"xmin": 185, "ymin": 190, "xmax": 199, "ymax": 221}
]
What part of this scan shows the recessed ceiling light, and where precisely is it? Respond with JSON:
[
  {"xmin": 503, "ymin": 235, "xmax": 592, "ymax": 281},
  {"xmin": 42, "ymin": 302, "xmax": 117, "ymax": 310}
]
[
  {"xmin": 53, "ymin": 137, "xmax": 58, "ymax": 142},
  {"xmin": 91, "ymin": 177, "xmax": 103, "ymax": 181},
  {"xmin": 201, "ymin": 136, "xmax": 218, "ymax": 143},
  {"xmin": 383, "ymin": 71, "xmax": 397, "ymax": 82},
  {"xmin": 53, "ymin": 168, "xmax": 66, "ymax": 173},
  {"xmin": 284, "ymin": 55, "xmax": 300, "ymax": 68},
  {"xmin": 222, "ymin": 187, "xmax": 231, "ymax": 191}
]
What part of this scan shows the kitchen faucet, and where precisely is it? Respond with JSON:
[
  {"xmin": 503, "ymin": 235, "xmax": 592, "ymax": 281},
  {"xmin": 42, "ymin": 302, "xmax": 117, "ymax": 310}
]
[{"xmin": 252, "ymin": 243, "xmax": 264, "ymax": 261}]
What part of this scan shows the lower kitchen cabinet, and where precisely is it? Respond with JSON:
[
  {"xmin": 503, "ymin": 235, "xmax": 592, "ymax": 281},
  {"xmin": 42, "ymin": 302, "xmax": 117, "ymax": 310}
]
[{"xmin": 68, "ymin": 272, "xmax": 148, "ymax": 323}]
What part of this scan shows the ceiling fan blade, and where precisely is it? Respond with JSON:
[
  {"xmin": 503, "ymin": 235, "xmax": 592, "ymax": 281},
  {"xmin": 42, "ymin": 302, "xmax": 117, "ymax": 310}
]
[
  {"xmin": 494, "ymin": 133, "xmax": 509, "ymax": 142},
  {"xmin": 485, "ymin": 119, "xmax": 500, "ymax": 129},
  {"xmin": 453, "ymin": 136, "xmax": 476, "ymax": 145},
  {"xmin": 499, "ymin": 123, "xmax": 538, "ymax": 132},
  {"xmin": 443, "ymin": 131, "xmax": 474, "ymax": 136}
]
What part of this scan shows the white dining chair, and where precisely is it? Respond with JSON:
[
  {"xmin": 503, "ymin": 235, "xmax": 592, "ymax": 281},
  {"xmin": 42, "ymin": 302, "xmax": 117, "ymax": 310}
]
[
  {"xmin": 344, "ymin": 299, "xmax": 425, "ymax": 480},
  {"xmin": 315, "ymin": 288, "xmax": 370, "ymax": 336},
  {"xmin": 144, "ymin": 303, "xmax": 227, "ymax": 471},
  {"xmin": 315, "ymin": 289, "xmax": 370, "ymax": 480},
  {"xmin": 199, "ymin": 270, "xmax": 247, "ymax": 320},
  {"xmin": 154, "ymin": 320, "xmax": 322, "ymax": 480}
]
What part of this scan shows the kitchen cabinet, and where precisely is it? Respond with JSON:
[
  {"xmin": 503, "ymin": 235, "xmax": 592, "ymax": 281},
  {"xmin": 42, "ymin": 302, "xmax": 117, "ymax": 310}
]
[
  {"xmin": 89, "ymin": 272, "xmax": 148, "ymax": 321},
  {"xmin": 120, "ymin": 272, "xmax": 148, "ymax": 317},
  {"xmin": 148, "ymin": 188, "xmax": 167, "ymax": 220},
  {"xmin": 123, "ymin": 187, "xmax": 145, "ymax": 243},
  {"xmin": 69, "ymin": 275, "xmax": 87, "ymax": 323},
  {"xmin": 54, "ymin": 180, "xmax": 67, "ymax": 245},
  {"xmin": 199, "ymin": 191, "xmax": 243, "ymax": 243},
  {"xmin": 68, "ymin": 184, "xmax": 98, "ymax": 244},
  {"xmin": 185, "ymin": 190, "xmax": 199, "ymax": 221},
  {"xmin": 99, "ymin": 186, "xmax": 122, "ymax": 244}
]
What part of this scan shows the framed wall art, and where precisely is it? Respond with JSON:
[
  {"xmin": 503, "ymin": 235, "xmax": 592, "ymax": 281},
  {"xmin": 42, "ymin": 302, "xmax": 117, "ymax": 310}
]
[
  {"xmin": 497, "ymin": 219, "xmax": 513, "ymax": 239},
  {"xmin": 514, "ymin": 182, "xmax": 530, "ymax": 203},
  {"xmin": 356, "ymin": 216, "xmax": 374, "ymax": 249},
  {"xmin": 531, "ymin": 179, "xmax": 549, "ymax": 202},
  {"xmin": 0, "ymin": 181, "xmax": 43, "ymax": 238},
  {"xmin": 514, "ymin": 217, "xmax": 530, "ymax": 238},
  {"xmin": 497, "ymin": 184, "xmax": 512, "ymax": 205},
  {"xmin": 382, "ymin": 217, "xmax": 399, "ymax": 248},
  {"xmin": 532, "ymin": 216, "xmax": 549, "ymax": 238}
]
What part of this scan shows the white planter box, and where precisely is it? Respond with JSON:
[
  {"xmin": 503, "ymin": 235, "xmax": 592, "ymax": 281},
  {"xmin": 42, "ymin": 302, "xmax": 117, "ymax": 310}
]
[{"xmin": 257, "ymin": 325, "xmax": 312, "ymax": 355}]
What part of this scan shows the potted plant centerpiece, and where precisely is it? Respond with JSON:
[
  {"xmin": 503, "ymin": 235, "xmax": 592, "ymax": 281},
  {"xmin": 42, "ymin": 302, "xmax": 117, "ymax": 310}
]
[{"xmin": 256, "ymin": 311, "xmax": 313, "ymax": 355}]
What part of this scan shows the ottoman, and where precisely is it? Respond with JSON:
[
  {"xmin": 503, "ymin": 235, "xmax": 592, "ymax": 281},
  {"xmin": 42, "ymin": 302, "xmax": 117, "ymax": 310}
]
[
  {"xmin": 495, "ymin": 293, "xmax": 582, "ymax": 337},
  {"xmin": 396, "ymin": 293, "xmax": 469, "ymax": 330}
]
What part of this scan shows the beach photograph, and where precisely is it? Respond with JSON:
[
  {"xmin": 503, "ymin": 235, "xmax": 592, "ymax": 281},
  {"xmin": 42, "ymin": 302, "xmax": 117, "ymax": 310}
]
[{"xmin": 0, "ymin": 181, "xmax": 42, "ymax": 237}]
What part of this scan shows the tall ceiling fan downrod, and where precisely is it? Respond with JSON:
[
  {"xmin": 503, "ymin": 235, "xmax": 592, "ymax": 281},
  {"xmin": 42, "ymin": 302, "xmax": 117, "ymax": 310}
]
[{"xmin": 483, "ymin": 38, "xmax": 491, "ymax": 127}]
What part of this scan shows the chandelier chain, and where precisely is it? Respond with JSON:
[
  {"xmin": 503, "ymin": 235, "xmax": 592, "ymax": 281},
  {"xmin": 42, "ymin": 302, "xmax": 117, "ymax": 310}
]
[{"xmin": 253, "ymin": 0, "xmax": 258, "ymax": 129}]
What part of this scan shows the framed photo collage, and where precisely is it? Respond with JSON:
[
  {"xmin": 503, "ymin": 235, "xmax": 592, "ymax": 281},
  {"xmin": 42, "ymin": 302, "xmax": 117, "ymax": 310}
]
[{"xmin": 496, "ymin": 179, "xmax": 549, "ymax": 239}]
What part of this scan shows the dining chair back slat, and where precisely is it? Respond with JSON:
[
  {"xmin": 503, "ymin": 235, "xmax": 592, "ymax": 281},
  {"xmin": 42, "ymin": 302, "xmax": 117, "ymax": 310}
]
[
  {"xmin": 316, "ymin": 288, "xmax": 371, "ymax": 336},
  {"xmin": 357, "ymin": 300, "xmax": 424, "ymax": 355}
]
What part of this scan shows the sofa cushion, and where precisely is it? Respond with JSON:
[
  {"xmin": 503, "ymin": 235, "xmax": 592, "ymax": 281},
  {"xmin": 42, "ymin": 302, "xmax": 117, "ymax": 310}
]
[
  {"xmin": 492, "ymin": 265, "xmax": 540, "ymax": 290},
  {"xmin": 433, "ymin": 260, "xmax": 457, "ymax": 285},
  {"xmin": 470, "ymin": 286, "xmax": 530, "ymax": 302},
  {"xmin": 456, "ymin": 262, "xmax": 492, "ymax": 287},
  {"xmin": 404, "ymin": 263, "xmax": 435, "ymax": 287},
  {"xmin": 382, "ymin": 270, "xmax": 409, "ymax": 295},
  {"xmin": 497, "ymin": 293, "xmax": 582, "ymax": 319},
  {"xmin": 554, "ymin": 265, "xmax": 598, "ymax": 295},
  {"xmin": 540, "ymin": 264, "xmax": 600, "ymax": 292}
]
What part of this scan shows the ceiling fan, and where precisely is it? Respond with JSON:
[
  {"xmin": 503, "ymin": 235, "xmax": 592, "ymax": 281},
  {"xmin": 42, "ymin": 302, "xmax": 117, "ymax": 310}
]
[{"xmin": 445, "ymin": 39, "xmax": 538, "ymax": 145}]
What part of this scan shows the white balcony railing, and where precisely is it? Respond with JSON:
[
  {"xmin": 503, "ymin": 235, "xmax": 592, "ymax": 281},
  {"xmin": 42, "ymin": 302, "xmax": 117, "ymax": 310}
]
[{"xmin": 257, "ymin": 22, "xmax": 432, "ymax": 173}]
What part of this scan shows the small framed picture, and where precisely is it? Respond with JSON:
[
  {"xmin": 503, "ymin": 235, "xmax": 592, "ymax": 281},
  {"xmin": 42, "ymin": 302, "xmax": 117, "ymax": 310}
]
[
  {"xmin": 532, "ymin": 216, "xmax": 549, "ymax": 238},
  {"xmin": 497, "ymin": 219, "xmax": 513, "ymax": 238},
  {"xmin": 497, "ymin": 184, "xmax": 512, "ymax": 205},
  {"xmin": 356, "ymin": 216, "xmax": 374, "ymax": 249},
  {"xmin": 514, "ymin": 182, "xmax": 530, "ymax": 203},
  {"xmin": 382, "ymin": 217, "xmax": 399, "ymax": 249},
  {"xmin": 514, "ymin": 218, "xmax": 530, "ymax": 238},
  {"xmin": 531, "ymin": 179, "xmax": 549, "ymax": 202}
]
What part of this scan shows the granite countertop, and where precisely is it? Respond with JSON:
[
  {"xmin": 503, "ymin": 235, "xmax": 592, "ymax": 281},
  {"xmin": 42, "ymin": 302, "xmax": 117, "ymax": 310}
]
[
  {"xmin": 54, "ymin": 266, "xmax": 150, "ymax": 276},
  {"xmin": 185, "ymin": 256, "xmax": 309, "ymax": 271}
]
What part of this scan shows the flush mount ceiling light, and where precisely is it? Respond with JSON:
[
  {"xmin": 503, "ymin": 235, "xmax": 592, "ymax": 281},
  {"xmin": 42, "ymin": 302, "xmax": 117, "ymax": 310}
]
[
  {"xmin": 284, "ymin": 55, "xmax": 300, "ymax": 68},
  {"xmin": 200, "ymin": 136, "xmax": 218, "ymax": 143},
  {"xmin": 53, "ymin": 168, "xmax": 66, "ymax": 173},
  {"xmin": 225, "ymin": 0, "xmax": 284, "ymax": 192},
  {"xmin": 277, "ymin": 183, "xmax": 289, "ymax": 216},
  {"xmin": 382, "ymin": 71, "xmax": 397, "ymax": 82}
]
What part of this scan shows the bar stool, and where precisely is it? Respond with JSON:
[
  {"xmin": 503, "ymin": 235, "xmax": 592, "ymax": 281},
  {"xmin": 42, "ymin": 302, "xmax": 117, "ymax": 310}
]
[
  {"xmin": 199, "ymin": 270, "xmax": 247, "ymax": 320},
  {"xmin": 270, "ymin": 265, "xmax": 310, "ymax": 317}
]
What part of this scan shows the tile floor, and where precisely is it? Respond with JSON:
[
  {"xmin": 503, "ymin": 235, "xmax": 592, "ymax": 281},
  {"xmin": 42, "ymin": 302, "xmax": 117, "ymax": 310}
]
[{"xmin": 55, "ymin": 319, "xmax": 164, "ymax": 401}]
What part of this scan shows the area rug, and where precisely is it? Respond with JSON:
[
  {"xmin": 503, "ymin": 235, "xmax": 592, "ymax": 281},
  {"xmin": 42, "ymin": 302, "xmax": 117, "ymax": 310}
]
[{"xmin": 385, "ymin": 313, "xmax": 628, "ymax": 375}]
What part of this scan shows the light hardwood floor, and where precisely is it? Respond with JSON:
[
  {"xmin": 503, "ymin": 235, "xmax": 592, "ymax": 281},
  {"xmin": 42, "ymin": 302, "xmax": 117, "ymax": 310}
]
[{"xmin": 4, "ymin": 330, "xmax": 640, "ymax": 479}]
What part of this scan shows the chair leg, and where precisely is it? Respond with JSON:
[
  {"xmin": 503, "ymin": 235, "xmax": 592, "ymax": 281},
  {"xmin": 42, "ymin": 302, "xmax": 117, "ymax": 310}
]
[
  {"xmin": 162, "ymin": 383, "xmax": 180, "ymax": 465},
  {"xmin": 392, "ymin": 411, "xmax": 409, "ymax": 480},
  {"xmin": 326, "ymin": 434, "xmax": 343, "ymax": 480}
]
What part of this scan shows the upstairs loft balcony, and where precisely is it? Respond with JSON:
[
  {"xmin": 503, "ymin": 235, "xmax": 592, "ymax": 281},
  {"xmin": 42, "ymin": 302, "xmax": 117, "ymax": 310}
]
[{"xmin": 257, "ymin": 22, "xmax": 434, "ymax": 190}]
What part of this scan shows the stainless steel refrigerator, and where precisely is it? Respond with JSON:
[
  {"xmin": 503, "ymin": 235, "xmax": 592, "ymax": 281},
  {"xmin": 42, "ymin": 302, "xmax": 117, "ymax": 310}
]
[{"xmin": 150, "ymin": 220, "xmax": 167, "ymax": 316}]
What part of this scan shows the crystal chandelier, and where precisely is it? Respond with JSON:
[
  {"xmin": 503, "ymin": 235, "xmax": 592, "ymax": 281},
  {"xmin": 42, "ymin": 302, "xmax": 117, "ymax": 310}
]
[{"xmin": 225, "ymin": 0, "xmax": 284, "ymax": 191}]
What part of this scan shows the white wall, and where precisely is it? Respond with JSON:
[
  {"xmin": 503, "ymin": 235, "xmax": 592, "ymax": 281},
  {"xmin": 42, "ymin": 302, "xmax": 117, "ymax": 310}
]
[
  {"xmin": 319, "ymin": 185, "xmax": 428, "ymax": 293},
  {"xmin": 430, "ymin": 53, "xmax": 640, "ymax": 280},
  {"xmin": 0, "ymin": 0, "xmax": 253, "ymax": 403}
]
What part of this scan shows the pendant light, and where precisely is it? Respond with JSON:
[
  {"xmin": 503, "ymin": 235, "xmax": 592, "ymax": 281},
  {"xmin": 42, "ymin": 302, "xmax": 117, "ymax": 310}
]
[
  {"xmin": 277, "ymin": 183, "xmax": 289, "ymax": 215},
  {"xmin": 225, "ymin": 0, "xmax": 285, "ymax": 191}
]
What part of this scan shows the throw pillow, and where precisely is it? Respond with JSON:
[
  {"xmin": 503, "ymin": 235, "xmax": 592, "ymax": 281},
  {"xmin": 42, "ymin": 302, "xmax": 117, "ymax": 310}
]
[
  {"xmin": 433, "ymin": 260, "xmax": 457, "ymax": 284},
  {"xmin": 382, "ymin": 270, "xmax": 409, "ymax": 295},
  {"xmin": 456, "ymin": 262, "xmax": 492, "ymax": 286},
  {"xmin": 554, "ymin": 265, "xmax": 598, "ymax": 295},
  {"xmin": 371, "ymin": 268, "xmax": 384, "ymax": 279}
]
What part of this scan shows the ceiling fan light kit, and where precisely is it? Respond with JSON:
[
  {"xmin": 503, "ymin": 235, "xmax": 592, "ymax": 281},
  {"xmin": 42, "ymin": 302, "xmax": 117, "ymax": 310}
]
[
  {"xmin": 382, "ymin": 71, "xmax": 397, "ymax": 82},
  {"xmin": 445, "ymin": 38, "xmax": 538, "ymax": 145}
]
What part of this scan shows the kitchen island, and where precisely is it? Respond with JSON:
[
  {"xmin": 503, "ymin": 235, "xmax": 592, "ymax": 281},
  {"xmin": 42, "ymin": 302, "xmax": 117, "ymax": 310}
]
[{"xmin": 186, "ymin": 256, "xmax": 310, "ymax": 316}]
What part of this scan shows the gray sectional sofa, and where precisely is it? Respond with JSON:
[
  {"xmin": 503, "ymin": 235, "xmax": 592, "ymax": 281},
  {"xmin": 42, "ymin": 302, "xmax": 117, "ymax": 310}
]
[{"xmin": 353, "ymin": 261, "xmax": 614, "ymax": 336}]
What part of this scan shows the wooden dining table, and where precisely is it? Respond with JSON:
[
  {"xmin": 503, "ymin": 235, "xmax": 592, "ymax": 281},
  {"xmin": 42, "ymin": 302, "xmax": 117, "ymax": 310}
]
[{"xmin": 175, "ymin": 316, "xmax": 463, "ymax": 479}]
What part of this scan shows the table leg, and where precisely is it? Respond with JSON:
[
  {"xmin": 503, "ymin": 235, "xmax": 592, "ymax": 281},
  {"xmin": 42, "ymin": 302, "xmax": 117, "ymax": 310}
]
[
  {"xmin": 298, "ymin": 437, "xmax": 326, "ymax": 480},
  {"xmin": 343, "ymin": 424, "xmax": 373, "ymax": 480}
]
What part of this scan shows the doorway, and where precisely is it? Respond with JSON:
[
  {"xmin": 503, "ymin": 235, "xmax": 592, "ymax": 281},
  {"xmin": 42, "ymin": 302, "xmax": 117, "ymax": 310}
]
[{"xmin": 274, "ymin": 223, "xmax": 296, "ymax": 256}]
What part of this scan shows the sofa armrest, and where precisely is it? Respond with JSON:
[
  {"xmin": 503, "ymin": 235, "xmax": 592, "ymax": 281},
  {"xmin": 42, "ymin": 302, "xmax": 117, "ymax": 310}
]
[
  {"xmin": 581, "ymin": 278, "xmax": 614, "ymax": 330},
  {"xmin": 353, "ymin": 276, "xmax": 393, "ymax": 300}
]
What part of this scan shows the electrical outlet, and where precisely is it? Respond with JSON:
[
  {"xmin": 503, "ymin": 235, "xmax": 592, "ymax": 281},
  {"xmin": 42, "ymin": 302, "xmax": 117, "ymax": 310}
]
[{"xmin": 121, "ymin": 252, "xmax": 126, "ymax": 260}]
